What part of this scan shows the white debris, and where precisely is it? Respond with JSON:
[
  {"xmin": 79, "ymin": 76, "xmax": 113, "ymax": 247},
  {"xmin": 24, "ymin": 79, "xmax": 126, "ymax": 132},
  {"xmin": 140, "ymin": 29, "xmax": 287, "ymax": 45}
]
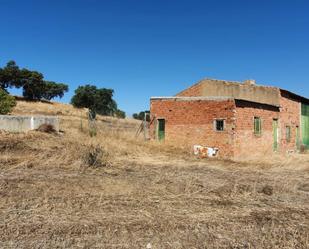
[{"xmin": 193, "ymin": 145, "xmax": 219, "ymax": 158}]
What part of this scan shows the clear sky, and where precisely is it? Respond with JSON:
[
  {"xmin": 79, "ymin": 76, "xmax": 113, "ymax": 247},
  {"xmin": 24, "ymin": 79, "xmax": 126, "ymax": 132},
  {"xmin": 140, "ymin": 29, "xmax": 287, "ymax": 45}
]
[{"xmin": 1, "ymin": 0, "xmax": 308, "ymax": 115}]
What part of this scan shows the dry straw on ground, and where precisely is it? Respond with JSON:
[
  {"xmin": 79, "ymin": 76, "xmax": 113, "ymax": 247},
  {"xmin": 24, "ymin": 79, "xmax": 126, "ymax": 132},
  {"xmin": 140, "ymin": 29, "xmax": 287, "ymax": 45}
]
[{"xmin": 0, "ymin": 100, "xmax": 308, "ymax": 248}]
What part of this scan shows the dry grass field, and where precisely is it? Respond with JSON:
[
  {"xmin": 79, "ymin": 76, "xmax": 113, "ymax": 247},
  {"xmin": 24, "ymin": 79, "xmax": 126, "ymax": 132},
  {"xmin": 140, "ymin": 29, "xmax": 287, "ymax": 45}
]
[{"xmin": 0, "ymin": 100, "xmax": 309, "ymax": 248}]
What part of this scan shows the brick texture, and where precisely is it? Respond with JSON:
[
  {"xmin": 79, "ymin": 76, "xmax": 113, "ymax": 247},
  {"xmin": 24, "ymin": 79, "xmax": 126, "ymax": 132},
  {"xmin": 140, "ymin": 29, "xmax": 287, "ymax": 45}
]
[
  {"xmin": 279, "ymin": 92, "xmax": 301, "ymax": 152},
  {"xmin": 234, "ymin": 100, "xmax": 280, "ymax": 158},
  {"xmin": 150, "ymin": 99, "xmax": 236, "ymax": 158},
  {"xmin": 150, "ymin": 87, "xmax": 304, "ymax": 159},
  {"xmin": 176, "ymin": 82, "xmax": 203, "ymax": 97}
]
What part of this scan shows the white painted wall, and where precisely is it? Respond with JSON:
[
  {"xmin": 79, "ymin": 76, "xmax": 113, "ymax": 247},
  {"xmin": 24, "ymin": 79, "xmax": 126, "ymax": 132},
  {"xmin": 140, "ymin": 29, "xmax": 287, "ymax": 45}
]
[{"xmin": 0, "ymin": 115, "xmax": 59, "ymax": 132}]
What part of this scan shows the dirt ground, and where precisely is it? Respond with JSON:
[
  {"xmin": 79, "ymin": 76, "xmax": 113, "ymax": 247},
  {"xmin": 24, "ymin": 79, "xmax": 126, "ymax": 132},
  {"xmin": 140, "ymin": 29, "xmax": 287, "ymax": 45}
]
[{"xmin": 0, "ymin": 102, "xmax": 309, "ymax": 248}]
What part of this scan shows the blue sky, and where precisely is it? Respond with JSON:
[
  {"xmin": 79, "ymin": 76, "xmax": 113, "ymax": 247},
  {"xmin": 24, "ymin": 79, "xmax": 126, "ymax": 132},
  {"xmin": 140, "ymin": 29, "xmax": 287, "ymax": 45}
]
[{"xmin": 1, "ymin": 0, "xmax": 308, "ymax": 115}]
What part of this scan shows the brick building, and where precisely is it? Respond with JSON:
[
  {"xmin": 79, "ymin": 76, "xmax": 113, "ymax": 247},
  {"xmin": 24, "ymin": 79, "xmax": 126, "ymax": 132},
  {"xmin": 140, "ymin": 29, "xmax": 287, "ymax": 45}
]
[{"xmin": 150, "ymin": 79, "xmax": 309, "ymax": 159}]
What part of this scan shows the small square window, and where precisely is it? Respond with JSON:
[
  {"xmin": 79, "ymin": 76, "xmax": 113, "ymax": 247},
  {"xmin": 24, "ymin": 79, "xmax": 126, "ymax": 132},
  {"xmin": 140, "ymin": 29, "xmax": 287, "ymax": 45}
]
[
  {"xmin": 286, "ymin": 126, "xmax": 291, "ymax": 142},
  {"xmin": 215, "ymin": 119, "xmax": 225, "ymax": 131},
  {"xmin": 254, "ymin": 117, "xmax": 262, "ymax": 135}
]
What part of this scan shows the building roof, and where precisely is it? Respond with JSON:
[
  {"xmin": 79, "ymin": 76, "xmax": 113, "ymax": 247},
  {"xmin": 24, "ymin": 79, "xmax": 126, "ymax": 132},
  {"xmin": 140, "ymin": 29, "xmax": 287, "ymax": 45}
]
[
  {"xmin": 280, "ymin": 88, "xmax": 309, "ymax": 105},
  {"xmin": 150, "ymin": 96, "xmax": 281, "ymax": 109},
  {"xmin": 150, "ymin": 96, "xmax": 234, "ymax": 101},
  {"xmin": 174, "ymin": 78, "xmax": 309, "ymax": 107}
]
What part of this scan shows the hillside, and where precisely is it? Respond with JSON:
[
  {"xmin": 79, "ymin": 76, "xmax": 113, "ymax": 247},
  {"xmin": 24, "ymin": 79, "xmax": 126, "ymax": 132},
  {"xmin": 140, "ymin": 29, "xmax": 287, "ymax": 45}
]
[
  {"xmin": 12, "ymin": 98, "xmax": 141, "ymax": 132},
  {"xmin": 12, "ymin": 98, "xmax": 87, "ymax": 117},
  {"xmin": 0, "ymin": 99, "xmax": 308, "ymax": 248}
]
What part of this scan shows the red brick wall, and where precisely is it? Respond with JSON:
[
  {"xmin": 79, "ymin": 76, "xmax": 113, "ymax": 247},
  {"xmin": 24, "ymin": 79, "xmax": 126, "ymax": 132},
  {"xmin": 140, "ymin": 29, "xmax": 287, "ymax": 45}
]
[
  {"xmin": 176, "ymin": 82, "xmax": 203, "ymax": 97},
  {"xmin": 279, "ymin": 92, "xmax": 301, "ymax": 152},
  {"xmin": 234, "ymin": 100, "xmax": 280, "ymax": 158},
  {"xmin": 150, "ymin": 96, "xmax": 302, "ymax": 159},
  {"xmin": 150, "ymin": 99, "xmax": 236, "ymax": 158}
]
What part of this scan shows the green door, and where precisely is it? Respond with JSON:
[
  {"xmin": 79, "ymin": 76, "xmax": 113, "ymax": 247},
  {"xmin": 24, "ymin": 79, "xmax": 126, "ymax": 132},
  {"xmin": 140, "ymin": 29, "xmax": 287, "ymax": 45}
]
[
  {"xmin": 273, "ymin": 119, "xmax": 278, "ymax": 152},
  {"xmin": 296, "ymin": 126, "xmax": 300, "ymax": 150},
  {"xmin": 157, "ymin": 119, "xmax": 165, "ymax": 141},
  {"xmin": 301, "ymin": 103, "xmax": 309, "ymax": 148}
]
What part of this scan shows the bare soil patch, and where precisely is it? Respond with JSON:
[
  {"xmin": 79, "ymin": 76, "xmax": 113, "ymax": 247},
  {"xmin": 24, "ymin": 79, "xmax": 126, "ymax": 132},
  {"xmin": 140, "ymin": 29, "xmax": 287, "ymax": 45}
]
[{"xmin": 0, "ymin": 102, "xmax": 308, "ymax": 248}]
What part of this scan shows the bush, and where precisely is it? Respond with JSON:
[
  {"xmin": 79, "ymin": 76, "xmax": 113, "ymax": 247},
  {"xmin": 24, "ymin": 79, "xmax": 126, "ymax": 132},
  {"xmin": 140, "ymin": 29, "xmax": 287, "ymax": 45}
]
[
  {"xmin": 132, "ymin": 111, "xmax": 150, "ymax": 121},
  {"xmin": 82, "ymin": 145, "xmax": 111, "ymax": 167},
  {"xmin": 0, "ymin": 89, "xmax": 16, "ymax": 114},
  {"xmin": 115, "ymin": 109, "xmax": 126, "ymax": 119},
  {"xmin": 36, "ymin": 124, "xmax": 56, "ymax": 133}
]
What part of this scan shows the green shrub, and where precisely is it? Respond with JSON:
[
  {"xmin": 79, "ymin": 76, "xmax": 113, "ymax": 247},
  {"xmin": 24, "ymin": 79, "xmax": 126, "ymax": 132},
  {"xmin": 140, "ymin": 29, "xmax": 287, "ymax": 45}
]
[
  {"xmin": 115, "ymin": 109, "xmax": 126, "ymax": 119},
  {"xmin": 0, "ymin": 89, "xmax": 16, "ymax": 114},
  {"xmin": 132, "ymin": 111, "xmax": 150, "ymax": 121}
]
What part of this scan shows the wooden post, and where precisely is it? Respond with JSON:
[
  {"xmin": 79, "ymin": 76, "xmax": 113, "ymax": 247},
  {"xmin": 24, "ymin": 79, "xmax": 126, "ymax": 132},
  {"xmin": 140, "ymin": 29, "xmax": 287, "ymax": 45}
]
[{"xmin": 143, "ymin": 112, "xmax": 147, "ymax": 140}]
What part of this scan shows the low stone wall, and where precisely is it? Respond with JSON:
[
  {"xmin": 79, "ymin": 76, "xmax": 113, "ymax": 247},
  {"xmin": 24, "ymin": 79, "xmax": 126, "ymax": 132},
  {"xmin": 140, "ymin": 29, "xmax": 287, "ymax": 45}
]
[{"xmin": 0, "ymin": 115, "xmax": 59, "ymax": 132}]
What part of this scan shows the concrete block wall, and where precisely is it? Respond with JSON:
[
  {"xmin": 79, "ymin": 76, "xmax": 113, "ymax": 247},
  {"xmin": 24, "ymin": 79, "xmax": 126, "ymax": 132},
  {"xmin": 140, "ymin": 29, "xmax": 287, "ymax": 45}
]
[
  {"xmin": 150, "ymin": 98, "xmax": 236, "ymax": 158},
  {"xmin": 0, "ymin": 115, "xmax": 59, "ymax": 132}
]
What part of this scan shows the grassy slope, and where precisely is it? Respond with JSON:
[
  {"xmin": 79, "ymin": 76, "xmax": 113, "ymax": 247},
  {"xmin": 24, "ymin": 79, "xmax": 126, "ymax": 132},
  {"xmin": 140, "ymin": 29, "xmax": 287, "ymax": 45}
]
[{"xmin": 0, "ymin": 100, "xmax": 308, "ymax": 248}]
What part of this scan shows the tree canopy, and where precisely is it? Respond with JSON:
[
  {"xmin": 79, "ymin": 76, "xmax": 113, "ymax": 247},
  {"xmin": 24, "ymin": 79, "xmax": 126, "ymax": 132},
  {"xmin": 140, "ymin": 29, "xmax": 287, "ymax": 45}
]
[
  {"xmin": 132, "ymin": 111, "xmax": 150, "ymax": 121},
  {"xmin": 0, "ymin": 88, "xmax": 16, "ymax": 114},
  {"xmin": 115, "ymin": 109, "xmax": 126, "ymax": 119},
  {"xmin": 0, "ymin": 61, "xmax": 68, "ymax": 100},
  {"xmin": 0, "ymin": 61, "xmax": 21, "ymax": 90},
  {"xmin": 41, "ymin": 81, "xmax": 69, "ymax": 100},
  {"xmin": 0, "ymin": 60, "xmax": 125, "ymax": 118},
  {"xmin": 71, "ymin": 85, "xmax": 125, "ymax": 118}
]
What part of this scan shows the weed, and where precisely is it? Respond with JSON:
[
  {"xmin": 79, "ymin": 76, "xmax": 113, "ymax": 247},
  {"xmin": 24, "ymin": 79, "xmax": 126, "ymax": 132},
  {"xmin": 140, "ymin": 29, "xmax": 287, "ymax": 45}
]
[{"xmin": 82, "ymin": 144, "xmax": 110, "ymax": 167}]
